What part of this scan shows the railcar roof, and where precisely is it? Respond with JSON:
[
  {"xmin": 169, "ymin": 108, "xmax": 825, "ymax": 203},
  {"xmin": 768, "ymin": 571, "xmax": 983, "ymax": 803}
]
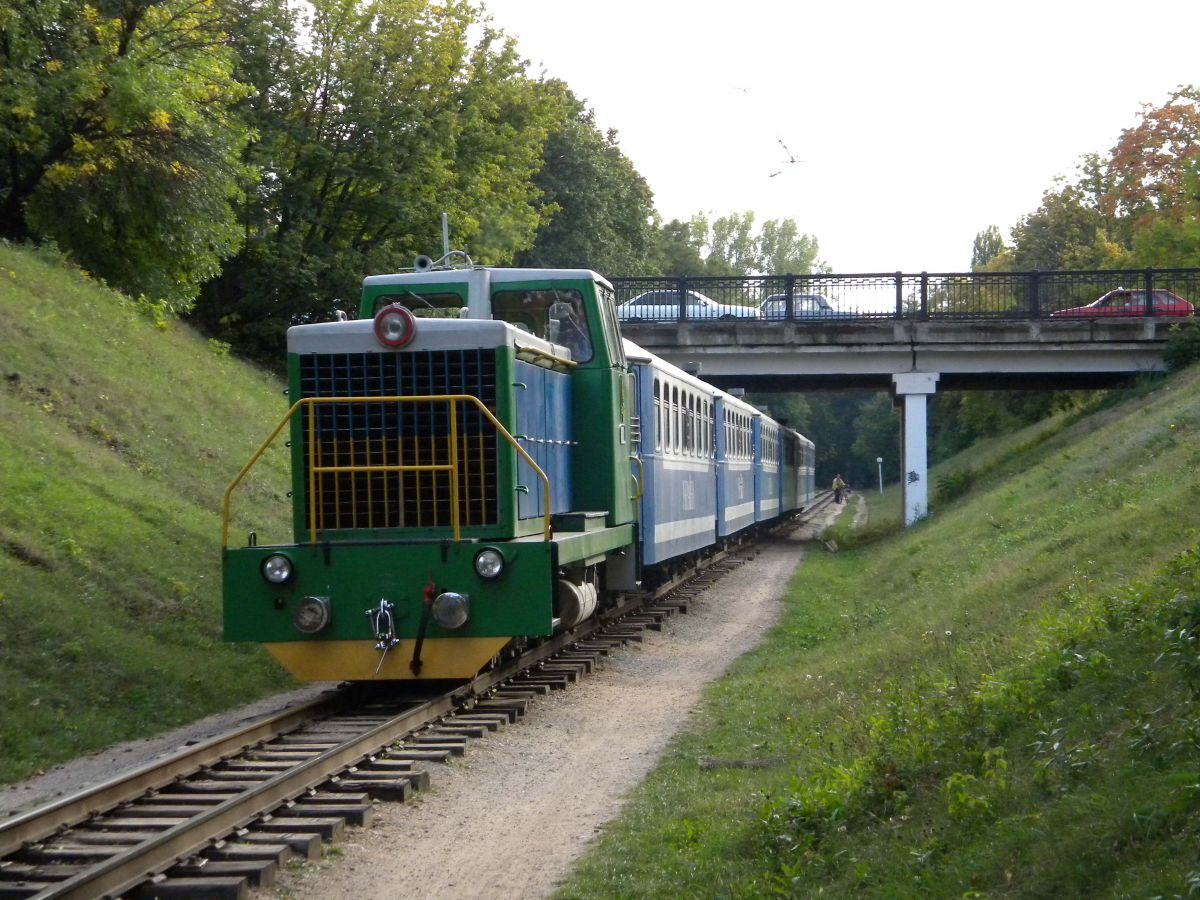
[
  {"xmin": 622, "ymin": 338, "xmax": 716, "ymax": 396},
  {"xmin": 716, "ymin": 389, "xmax": 761, "ymax": 418},
  {"xmin": 621, "ymin": 340, "xmax": 816, "ymax": 443},
  {"xmin": 621, "ymin": 338, "xmax": 653, "ymax": 365}
]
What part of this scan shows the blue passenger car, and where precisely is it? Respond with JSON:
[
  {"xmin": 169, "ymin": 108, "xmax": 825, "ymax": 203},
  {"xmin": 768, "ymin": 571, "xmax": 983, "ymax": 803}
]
[
  {"xmin": 623, "ymin": 339, "xmax": 816, "ymax": 582},
  {"xmin": 755, "ymin": 415, "xmax": 782, "ymax": 524},
  {"xmin": 782, "ymin": 429, "xmax": 816, "ymax": 513},
  {"xmin": 715, "ymin": 391, "xmax": 758, "ymax": 538},
  {"xmin": 627, "ymin": 341, "xmax": 718, "ymax": 566}
]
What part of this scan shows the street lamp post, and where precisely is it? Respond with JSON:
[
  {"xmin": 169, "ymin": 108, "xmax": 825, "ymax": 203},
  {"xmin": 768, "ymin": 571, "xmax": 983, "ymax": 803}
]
[{"xmin": 876, "ymin": 457, "xmax": 884, "ymax": 495}]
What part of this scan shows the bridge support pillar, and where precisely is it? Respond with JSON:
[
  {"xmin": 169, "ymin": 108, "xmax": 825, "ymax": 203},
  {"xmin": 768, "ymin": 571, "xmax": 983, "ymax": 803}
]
[{"xmin": 893, "ymin": 373, "xmax": 940, "ymax": 526}]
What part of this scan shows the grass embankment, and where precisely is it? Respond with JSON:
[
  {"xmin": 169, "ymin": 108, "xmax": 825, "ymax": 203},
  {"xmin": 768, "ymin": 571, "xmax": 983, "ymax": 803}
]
[
  {"xmin": 561, "ymin": 368, "xmax": 1200, "ymax": 897},
  {"xmin": 0, "ymin": 243, "xmax": 295, "ymax": 784}
]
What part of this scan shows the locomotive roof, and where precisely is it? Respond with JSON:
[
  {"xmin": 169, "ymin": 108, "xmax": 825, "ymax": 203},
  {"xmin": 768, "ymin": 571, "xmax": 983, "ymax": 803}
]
[
  {"xmin": 287, "ymin": 313, "xmax": 570, "ymax": 361},
  {"xmin": 363, "ymin": 267, "xmax": 614, "ymax": 289}
]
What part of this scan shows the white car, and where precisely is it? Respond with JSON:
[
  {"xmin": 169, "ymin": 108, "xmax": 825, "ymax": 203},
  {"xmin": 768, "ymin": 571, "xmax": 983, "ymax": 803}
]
[{"xmin": 617, "ymin": 290, "xmax": 758, "ymax": 322}]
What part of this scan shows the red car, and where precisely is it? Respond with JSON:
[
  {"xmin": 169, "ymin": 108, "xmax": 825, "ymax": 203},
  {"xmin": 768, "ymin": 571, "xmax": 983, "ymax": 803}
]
[{"xmin": 1051, "ymin": 288, "xmax": 1195, "ymax": 318}]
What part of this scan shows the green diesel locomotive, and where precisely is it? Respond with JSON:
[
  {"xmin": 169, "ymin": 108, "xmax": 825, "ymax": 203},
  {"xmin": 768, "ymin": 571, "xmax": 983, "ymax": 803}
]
[{"xmin": 223, "ymin": 257, "xmax": 641, "ymax": 681}]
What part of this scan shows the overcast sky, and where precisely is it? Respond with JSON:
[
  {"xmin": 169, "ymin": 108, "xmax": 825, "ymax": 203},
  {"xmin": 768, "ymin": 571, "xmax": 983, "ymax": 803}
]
[{"xmin": 480, "ymin": 0, "xmax": 1199, "ymax": 274}]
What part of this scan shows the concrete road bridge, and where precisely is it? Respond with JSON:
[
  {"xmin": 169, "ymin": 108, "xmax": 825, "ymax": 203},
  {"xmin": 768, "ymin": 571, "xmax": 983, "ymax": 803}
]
[{"xmin": 612, "ymin": 268, "xmax": 1200, "ymax": 525}]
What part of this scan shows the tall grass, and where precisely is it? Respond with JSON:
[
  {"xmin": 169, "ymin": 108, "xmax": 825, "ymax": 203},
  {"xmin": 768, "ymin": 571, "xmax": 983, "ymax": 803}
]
[
  {"xmin": 559, "ymin": 364, "xmax": 1200, "ymax": 897},
  {"xmin": 0, "ymin": 243, "xmax": 294, "ymax": 784}
]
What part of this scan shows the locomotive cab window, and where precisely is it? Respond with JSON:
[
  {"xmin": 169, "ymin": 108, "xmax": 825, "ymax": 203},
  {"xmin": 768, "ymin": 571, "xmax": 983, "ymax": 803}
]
[
  {"xmin": 373, "ymin": 291, "xmax": 465, "ymax": 318},
  {"xmin": 492, "ymin": 289, "xmax": 593, "ymax": 361}
]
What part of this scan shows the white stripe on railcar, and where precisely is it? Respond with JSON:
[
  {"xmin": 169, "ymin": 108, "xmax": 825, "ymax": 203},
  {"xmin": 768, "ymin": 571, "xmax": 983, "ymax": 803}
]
[
  {"xmin": 652, "ymin": 515, "xmax": 718, "ymax": 545},
  {"xmin": 724, "ymin": 500, "xmax": 755, "ymax": 520}
]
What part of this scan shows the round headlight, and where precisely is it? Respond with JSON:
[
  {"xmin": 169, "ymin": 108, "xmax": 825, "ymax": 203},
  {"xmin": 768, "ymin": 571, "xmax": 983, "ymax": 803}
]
[
  {"xmin": 432, "ymin": 591, "xmax": 470, "ymax": 630},
  {"xmin": 294, "ymin": 596, "xmax": 331, "ymax": 633},
  {"xmin": 261, "ymin": 554, "xmax": 293, "ymax": 585},
  {"xmin": 474, "ymin": 548, "xmax": 504, "ymax": 579},
  {"xmin": 373, "ymin": 304, "xmax": 417, "ymax": 348}
]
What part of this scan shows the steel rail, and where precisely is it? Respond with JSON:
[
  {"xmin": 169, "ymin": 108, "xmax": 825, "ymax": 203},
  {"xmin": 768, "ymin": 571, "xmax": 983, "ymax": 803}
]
[
  {"xmin": 3, "ymin": 509, "xmax": 818, "ymax": 898},
  {"xmin": 28, "ymin": 694, "xmax": 459, "ymax": 900},
  {"xmin": 0, "ymin": 692, "xmax": 346, "ymax": 858},
  {"xmin": 2, "ymin": 587, "xmax": 655, "ymax": 899}
]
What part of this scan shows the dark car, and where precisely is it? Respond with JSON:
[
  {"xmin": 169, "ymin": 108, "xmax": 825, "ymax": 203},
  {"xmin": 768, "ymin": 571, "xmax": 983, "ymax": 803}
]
[
  {"xmin": 1050, "ymin": 288, "xmax": 1195, "ymax": 318},
  {"xmin": 758, "ymin": 293, "xmax": 844, "ymax": 320}
]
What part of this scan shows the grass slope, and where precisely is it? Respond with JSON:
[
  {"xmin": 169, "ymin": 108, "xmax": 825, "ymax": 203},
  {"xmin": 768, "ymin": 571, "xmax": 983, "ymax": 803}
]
[
  {"xmin": 560, "ymin": 368, "xmax": 1200, "ymax": 897},
  {"xmin": 0, "ymin": 243, "xmax": 294, "ymax": 784}
]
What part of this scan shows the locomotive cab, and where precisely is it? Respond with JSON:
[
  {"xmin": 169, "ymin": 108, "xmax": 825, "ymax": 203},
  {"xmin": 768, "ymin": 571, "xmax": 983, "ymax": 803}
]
[{"xmin": 223, "ymin": 259, "xmax": 641, "ymax": 682}]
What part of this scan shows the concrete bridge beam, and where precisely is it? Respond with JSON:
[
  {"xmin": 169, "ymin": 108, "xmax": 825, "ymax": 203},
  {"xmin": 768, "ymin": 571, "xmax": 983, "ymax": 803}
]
[{"xmin": 893, "ymin": 373, "xmax": 940, "ymax": 525}]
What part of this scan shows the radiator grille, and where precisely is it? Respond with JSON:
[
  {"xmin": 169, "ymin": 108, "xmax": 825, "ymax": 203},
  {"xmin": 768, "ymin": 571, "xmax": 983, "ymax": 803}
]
[{"xmin": 298, "ymin": 349, "xmax": 499, "ymax": 531}]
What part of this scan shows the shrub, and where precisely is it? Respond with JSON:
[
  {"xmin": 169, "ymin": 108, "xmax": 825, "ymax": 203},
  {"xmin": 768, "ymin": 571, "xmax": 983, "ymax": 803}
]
[
  {"xmin": 1165, "ymin": 320, "xmax": 1200, "ymax": 371},
  {"xmin": 935, "ymin": 467, "xmax": 976, "ymax": 504}
]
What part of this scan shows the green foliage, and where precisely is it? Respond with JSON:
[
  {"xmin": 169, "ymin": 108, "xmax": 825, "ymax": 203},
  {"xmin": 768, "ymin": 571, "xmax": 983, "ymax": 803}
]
[
  {"xmin": 934, "ymin": 467, "xmax": 976, "ymax": 504},
  {"xmin": 1001, "ymin": 86, "xmax": 1200, "ymax": 274},
  {"xmin": 560, "ymin": 361, "xmax": 1200, "ymax": 899},
  {"xmin": 970, "ymin": 225, "xmax": 1006, "ymax": 270},
  {"xmin": 0, "ymin": 0, "xmax": 254, "ymax": 311},
  {"xmin": 195, "ymin": 0, "xmax": 566, "ymax": 360},
  {"xmin": 1009, "ymin": 177, "xmax": 1128, "ymax": 271},
  {"xmin": 758, "ymin": 218, "xmax": 823, "ymax": 276},
  {"xmin": 849, "ymin": 394, "xmax": 899, "ymax": 483},
  {"xmin": 515, "ymin": 84, "xmax": 656, "ymax": 275},
  {"xmin": 931, "ymin": 390, "xmax": 1095, "ymax": 462},
  {"xmin": 647, "ymin": 212, "xmax": 825, "ymax": 277},
  {"xmin": 1165, "ymin": 319, "xmax": 1200, "ymax": 371}
]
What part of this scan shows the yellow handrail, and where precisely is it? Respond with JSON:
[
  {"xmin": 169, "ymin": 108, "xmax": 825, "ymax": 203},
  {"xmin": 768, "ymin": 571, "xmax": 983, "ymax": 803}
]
[{"xmin": 222, "ymin": 395, "xmax": 553, "ymax": 548}]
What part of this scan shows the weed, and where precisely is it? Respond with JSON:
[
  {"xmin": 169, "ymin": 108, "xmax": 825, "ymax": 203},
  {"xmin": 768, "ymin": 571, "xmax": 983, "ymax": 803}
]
[
  {"xmin": 825, "ymin": 515, "xmax": 902, "ymax": 549},
  {"xmin": 133, "ymin": 294, "xmax": 172, "ymax": 330},
  {"xmin": 935, "ymin": 467, "xmax": 977, "ymax": 504},
  {"xmin": 1029, "ymin": 720, "xmax": 1102, "ymax": 793}
]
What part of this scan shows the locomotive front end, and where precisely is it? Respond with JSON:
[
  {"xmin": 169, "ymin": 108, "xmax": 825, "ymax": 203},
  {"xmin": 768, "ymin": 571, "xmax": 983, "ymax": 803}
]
[{"xmin": 223, "ymin": 302, "xmax": 571, "ymax": 681}]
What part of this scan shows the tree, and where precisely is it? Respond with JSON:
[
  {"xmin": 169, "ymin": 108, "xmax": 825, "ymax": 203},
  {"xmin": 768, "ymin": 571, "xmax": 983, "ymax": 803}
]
[
  {"xmin": 516, "ymin": 84, "xmax": 656, "ymax": 276},
  {"xmin": 650, "ymin": 212, "xmax": 824, "ymax": 276},
  {"xmin": 706, "ymin": 212, "xmax": 758, "ymax": 275},
  {"xmin": 0, "ymin": 0, "xmax": 254, "ymax": 309},
  {"xmin": 849, "ymin": 393, "xmax": 900, "ymax": 485},
  {"xmin": 647, "ymin": 218, "xmax": 706, "ymax": 275},
  {"xmin": 971, "ymin": 226, "xmax": 1006, "ymax": 270},
  {"xmin": 195, "ymin": 0, "xmax": 565, "ymax": 359},
  {"xmin": 1129, "ymin": 166, "xmax": 1200, "ymax": 267},
  {"xmin": 1009, "ymin": 181, "xmax": 1127, "ymax": 271},
  {"xmin": 747, "ymin": 392, "xmax": 811, "ymax": 433},
  {"xmin": 759, "ymin": 218, "xmax": 823, "ymax": 275},
  {"xmin": 1104, "ymin": 86, "xmax": 1200, "ymax": 223}
]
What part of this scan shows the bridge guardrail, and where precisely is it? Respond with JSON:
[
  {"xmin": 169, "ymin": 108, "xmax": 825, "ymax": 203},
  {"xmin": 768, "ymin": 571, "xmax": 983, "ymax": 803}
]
[{"xmin": 610, "ymin": 269, "xmax": 1200, "ymax": 322}]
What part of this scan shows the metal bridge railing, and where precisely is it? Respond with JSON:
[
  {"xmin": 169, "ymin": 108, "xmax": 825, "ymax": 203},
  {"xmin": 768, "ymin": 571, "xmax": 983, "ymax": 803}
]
[{"xmin": 610, "ymin": 268, "xmax": 1200, "ymax": 322}]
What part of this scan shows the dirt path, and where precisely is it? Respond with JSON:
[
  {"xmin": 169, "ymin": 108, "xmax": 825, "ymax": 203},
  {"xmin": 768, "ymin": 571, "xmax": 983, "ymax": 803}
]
[
  {"xmin": 271, "ymin": 517, "xmax": 838, "ymax": 900},
  {"xmin": 0, "ymin": 506, "xmax": 841, "ymax": 899}
]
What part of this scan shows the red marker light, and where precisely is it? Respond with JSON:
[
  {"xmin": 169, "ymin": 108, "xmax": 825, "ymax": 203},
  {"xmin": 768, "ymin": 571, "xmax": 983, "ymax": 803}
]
[{"xmin": 374, "ymin": 305, "xmax": 417, "ymax": 347}]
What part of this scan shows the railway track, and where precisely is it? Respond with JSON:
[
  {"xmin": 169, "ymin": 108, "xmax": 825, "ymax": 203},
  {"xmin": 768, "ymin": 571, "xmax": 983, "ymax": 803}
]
[{"xmin": 0, "ymin": 502, "xmax": 836, "ymax": 900}]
